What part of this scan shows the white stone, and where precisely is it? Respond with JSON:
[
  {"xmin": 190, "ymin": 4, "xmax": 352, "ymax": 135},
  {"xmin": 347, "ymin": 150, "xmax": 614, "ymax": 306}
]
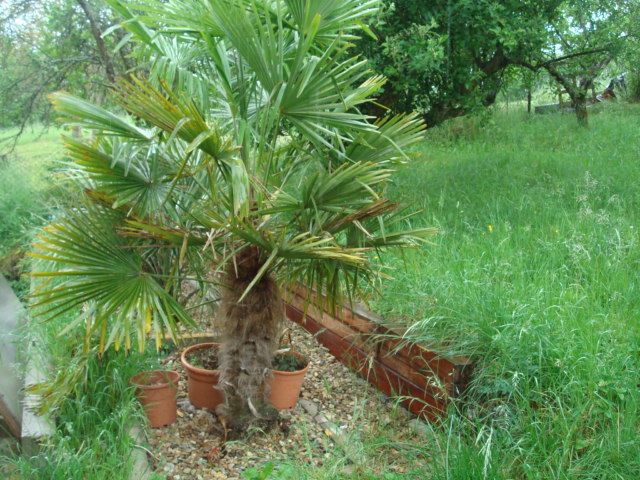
[{"xmin": 299, "ymin": 398, "xmax": 319, "ymax": 416}]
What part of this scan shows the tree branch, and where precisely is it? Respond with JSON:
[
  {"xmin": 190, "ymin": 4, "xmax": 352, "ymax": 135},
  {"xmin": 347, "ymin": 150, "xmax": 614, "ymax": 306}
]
[
  {"xmin": 522, "ymin": 47, "xmax": 611, "ymax": 71},
  {"xmin": 75, "ymin": 0, "xmax": 116, "ymax": 83}
]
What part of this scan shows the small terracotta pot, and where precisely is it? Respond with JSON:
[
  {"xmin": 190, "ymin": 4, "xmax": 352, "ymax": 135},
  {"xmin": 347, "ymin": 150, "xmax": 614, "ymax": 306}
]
[
  {"xmin": 130, "ymin": 370, "xmax": 180, "ymax": 428},
  {"xmin": 268, "ymin": 351, "xmax": 310, "ymax": 410},
  {"xmin": 180, "ymin": 343, "xmax": 224, "ymax": 410}
]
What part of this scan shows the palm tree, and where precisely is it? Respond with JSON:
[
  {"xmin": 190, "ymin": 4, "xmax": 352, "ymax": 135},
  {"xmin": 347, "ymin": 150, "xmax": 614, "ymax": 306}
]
[{"xmin": 30, "ymin": 0, "xmax": 437, "ymax": 429}]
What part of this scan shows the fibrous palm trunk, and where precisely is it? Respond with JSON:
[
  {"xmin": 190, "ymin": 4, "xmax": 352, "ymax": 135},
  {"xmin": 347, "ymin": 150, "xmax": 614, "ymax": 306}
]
[{"xmin": 216, "ymin": 247, "xmax": 283, "ymax": 429}]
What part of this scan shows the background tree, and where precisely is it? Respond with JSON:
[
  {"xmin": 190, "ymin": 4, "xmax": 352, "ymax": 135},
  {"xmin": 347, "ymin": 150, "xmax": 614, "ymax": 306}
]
[
  {"xmin": 357, "ymin": 0, "xmax": 561, "ymax": 126},
  {"xmin": 516, "ymin": 0, "xmax": 636, "ymax": 126},
  {"xmin": 0, "ymin": 0, "xmax": 130, "ymax": 144}
]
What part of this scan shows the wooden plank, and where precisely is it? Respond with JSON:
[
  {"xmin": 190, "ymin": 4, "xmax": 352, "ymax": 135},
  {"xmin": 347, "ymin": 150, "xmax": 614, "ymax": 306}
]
[
  {"xmin": 363, "ymin": 358, "xmax": 446, "ymax": 421},
  {"xmin": 285, "ymin": 303, "xmax": 371, "ymax": 372},
  {"xmin": 379, "ymin": 333, "xmax": 456, "ymax": 380},
  {"xmin": 350, "ymin": 303, "xmax": 473, "ymax": 381},
  {"xmin": 375, "ymin": 345, "xmax": 448, "ymax": 399},
  {"xmin": 291, "ymin": 286, "xmax": 472, "ymax": 364},
  {"xmin": 288, "ymin": 288, "xmax": 379, "ymax": 336},
  {"xmin": 286, "ymin": 303, "xmax": 446, "ymax": 420},
  {"xmin": 0, "ymin": 397, "xmax": 21, "ymax": 439},
  {"xmin": 380, "ymin": 333, "xmax": 473, "ymax": 398},
  {"xmin": 286, "ymin": 294, "xmax": 379, "ymax": 354},
  {"xmin": 285, "ymin": 286, "xmax": 475, "ymax": 410}
]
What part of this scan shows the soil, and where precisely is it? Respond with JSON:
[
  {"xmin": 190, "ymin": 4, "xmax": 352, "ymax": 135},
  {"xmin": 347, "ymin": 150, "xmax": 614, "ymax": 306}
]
[
  {"xmin": 147, "ymin": 324, "xmax": 425, "ymax": 479},
  {"xmin": 185, "ymin": 345, "xmax": 219, "ymax": 371}
]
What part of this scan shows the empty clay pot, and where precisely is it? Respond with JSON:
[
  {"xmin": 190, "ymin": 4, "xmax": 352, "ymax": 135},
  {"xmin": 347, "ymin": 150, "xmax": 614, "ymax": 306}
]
[{"xmin": 130, "ymin": 370, "xmax": 180, "ymax": 428}]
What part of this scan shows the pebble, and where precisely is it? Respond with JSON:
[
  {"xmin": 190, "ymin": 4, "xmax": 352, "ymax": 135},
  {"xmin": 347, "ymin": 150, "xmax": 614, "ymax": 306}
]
[
  {"xmin": 299, "ymin": 398, "xmax": 318, "ymax": 416},
  {"xmin": 409, "ymin": 418, "xmax": 430, "ymax": 437}
]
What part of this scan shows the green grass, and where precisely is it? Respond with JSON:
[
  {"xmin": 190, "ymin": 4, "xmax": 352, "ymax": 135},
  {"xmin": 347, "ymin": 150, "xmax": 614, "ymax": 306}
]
[
  {"xmin": 362, "ymin": 105, "xmax": 640, "ymax": 479},
  {"xmin": 4, "ymin": 109, "xmax": 639, "ymax": 479},
  {"xmin": 0, "ymin": 126, "xmax": 65, "ymax": 292},
  {"xmin": 1, "ymin": 308, "xmax": 165, "ymax": 480}
]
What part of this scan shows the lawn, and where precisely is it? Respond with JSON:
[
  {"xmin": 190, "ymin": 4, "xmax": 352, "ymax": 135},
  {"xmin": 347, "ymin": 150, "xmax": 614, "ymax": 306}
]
[
  {"xmin": 2, "ymin": 107, "xmax": 639, "ymax": 479},
  {"xmin": 368, "ymin": 105, "xmax": 640, "ymax": 479},
  {"xmin": 0, "ymin": 126, "xmax": 65, "ymax": 293}
]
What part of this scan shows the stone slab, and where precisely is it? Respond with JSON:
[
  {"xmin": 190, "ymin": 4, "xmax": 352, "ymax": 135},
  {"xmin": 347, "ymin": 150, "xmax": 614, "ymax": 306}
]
[
  {"xmin": 0, "ymin": 275, "xmax": 23, "ymax": 437},
  {"xmin": 21, "ymin": 335, "xmax": 54, "ymax": 454}
]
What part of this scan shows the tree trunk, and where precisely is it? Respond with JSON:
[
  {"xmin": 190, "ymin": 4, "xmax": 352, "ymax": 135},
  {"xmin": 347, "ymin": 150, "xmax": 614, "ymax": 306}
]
[
  {"xmin": 75, "ymin": 0, "xmax": 116, "ymax": 84},
  {"xmin": 216, "ymin": 247, "xmax": 282, "ymax": 430},
  {"xmin": 573, "ymin": 94, "xmax": 588, "ymax": 127},
  {"xmin": 540, "ymin": 64, "xmax": 592, "ymax": 127},
  {"xmin": 527, "ymin": 89, "xmax": 532, "ymax": 113}
]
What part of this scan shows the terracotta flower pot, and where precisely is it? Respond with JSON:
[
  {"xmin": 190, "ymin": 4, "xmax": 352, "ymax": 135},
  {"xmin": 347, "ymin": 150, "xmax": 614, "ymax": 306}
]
[
  {"xmin": 268, "ymin": 351, "xmax": 310, "ymax": 410},
  {"xmin": 130, "ymin": 370, "xmax": 180, "ymax": 428},
  {"xmin": 180, "ymin": 343, "xmax": 224, "ymax": 410}
]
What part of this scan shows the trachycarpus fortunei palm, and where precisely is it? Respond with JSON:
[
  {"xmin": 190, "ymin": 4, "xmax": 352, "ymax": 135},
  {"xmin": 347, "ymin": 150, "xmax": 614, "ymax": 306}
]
[{"xmin": 31, "ymin": 0, "xmax": 437, "ymax": 429}]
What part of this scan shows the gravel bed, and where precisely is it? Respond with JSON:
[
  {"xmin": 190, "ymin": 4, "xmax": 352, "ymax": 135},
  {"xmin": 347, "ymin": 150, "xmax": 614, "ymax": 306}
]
[{"xmin": 147, "ymin": 324, "xmax": 421, "ymax": 479}]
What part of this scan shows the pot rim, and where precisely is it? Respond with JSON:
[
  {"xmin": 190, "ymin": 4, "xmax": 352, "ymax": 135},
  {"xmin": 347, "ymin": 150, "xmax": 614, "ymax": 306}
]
[
  {"xmin": 130, "ymin": 369, "xmax": 180, "ymax": 390},
  {"xmin": 180, "ymin": 342, "xmax": 221, "ymax": 375}
]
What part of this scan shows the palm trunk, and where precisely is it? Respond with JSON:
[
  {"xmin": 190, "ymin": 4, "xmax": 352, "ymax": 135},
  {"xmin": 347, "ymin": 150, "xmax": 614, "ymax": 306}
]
[{"xmin": 216, "ymin": 247, "xmax": 283, "ymax": 429}]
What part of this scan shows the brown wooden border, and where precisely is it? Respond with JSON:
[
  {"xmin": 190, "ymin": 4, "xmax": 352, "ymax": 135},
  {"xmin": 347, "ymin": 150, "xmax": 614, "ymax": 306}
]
[
  {"xmin": 0, "ymin": 397, "xmax": 21, "ymax": 439},
  {"xmin": 284, "ymin": 288, "xmax": 474, "ymax": 421}
]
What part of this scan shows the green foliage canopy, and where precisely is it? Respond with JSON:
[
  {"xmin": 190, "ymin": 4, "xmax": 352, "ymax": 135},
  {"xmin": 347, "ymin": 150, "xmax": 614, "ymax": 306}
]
[{"xmin": 358, "ymin": 0, "xmax": 561, "ymax": 125}]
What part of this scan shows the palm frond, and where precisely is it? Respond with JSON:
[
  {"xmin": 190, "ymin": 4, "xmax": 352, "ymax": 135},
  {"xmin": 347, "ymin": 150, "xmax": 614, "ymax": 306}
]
[
  {"xmin": 209, "ymin": 0, "xmax": 282, "ymax": 92},
  {"xmin": 284, "ymin": 0, "xmax": 380, "ymax": 44},
  {"xmin": 346, "ymin": 113, "xmax": 426, "ymax": 165},
  {"xmin": 28, "ymin": 204, "xmax": 196, "ymax": 352},
  {"xmin": 109, "ymin": 0, "xmax": 225, "ymax": 38},
  {"xmin": 113, "ymin": 76, "xmax": 239, "ymax": 163},
  {"xmin": 268, "ymin": 161, "xmax": 392, "ymax": 219},
  {"xmin": 63, "ymin": 136, "xmax": 172, "ymax": 216},
  {"xmin": 50, "ymin": 92, "xmax": 153, "ymax": 141}
]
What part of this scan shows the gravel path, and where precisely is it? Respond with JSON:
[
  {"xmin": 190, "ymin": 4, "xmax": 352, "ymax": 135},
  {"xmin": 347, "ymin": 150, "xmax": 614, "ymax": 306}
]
[{"xmin": 147, "ymin": 324, "xmax": 423, "ymax": 479}]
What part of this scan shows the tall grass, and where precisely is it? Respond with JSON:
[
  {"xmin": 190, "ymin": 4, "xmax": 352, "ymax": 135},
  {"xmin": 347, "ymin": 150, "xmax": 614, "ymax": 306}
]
[
  {"xmin": 364, "ymin": 106, "xmax": 640, "ymax": 478},
  {"xmin": 1, "ymin": 315, "xmax": 165, "ymax": 479},
  {"xmin": 0, "ymin": 127, "xmax": 65, "ymax": 293},
  {"xmin": 1, "ymin": 258, "xmax": 164, "ymax": 479}
]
